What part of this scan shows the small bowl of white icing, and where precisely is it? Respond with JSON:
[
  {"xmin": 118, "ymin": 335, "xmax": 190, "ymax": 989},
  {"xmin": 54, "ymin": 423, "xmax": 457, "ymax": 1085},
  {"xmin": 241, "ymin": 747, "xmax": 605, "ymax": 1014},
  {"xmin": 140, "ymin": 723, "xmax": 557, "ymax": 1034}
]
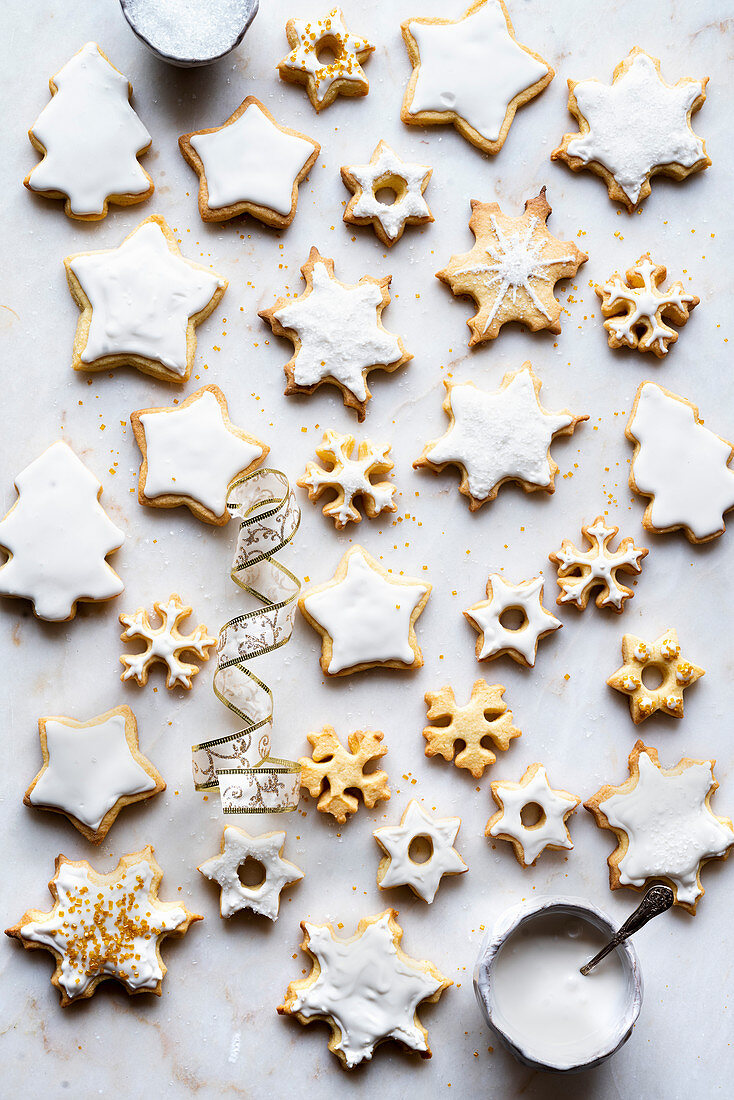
[{"xmin": 474, "ymin": 896, "xmax": 643, "ymax": 1073}]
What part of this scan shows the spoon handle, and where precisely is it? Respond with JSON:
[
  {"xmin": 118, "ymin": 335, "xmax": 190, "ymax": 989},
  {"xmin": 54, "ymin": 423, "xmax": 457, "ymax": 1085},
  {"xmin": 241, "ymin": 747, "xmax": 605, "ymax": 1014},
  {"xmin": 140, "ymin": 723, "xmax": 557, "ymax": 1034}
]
[{"xmin": 580, "ymin": 885, "xmax": 674, "ymax": 975}]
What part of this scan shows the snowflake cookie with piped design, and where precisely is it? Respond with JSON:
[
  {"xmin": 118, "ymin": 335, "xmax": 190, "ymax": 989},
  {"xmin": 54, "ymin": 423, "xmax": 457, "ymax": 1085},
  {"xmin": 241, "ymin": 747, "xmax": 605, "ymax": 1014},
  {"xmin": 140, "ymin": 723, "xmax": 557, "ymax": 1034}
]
[
  {"xmin": 423, "ymin": 680, "xmax": 520, "ymax": 778},
  {"xmin": 374, "ymin": 800, "xmax": 467, "ymax": 903},
  {"xmin": 595, "ymin": 254, "xmax": 698, "ymax": 357},
  {"xmin": 549, "ymin": 516, "xmax": 648, "ymax": 613},
  {"xmin": 299, "ymin": 726, "xmax": 390, "ymax": 824},
  {"xmin": 487, "ymin": 763, "xmax": 580, "ymax": 867},
  {"xmin": 607, "ymin": 627, "xmax": 704, "ymax": 724},
  {"xmin": 464, "ymin": 572, "xmax": 561, "ymax": 668},
  {"xmin": 198, "ymin": 826, "xmax": 303, "ymax": 920},
  {"xmin": 120, "ymin": 594, "xmax": 216, "ymax": 690},
  {"xmin": 278, "ymin": 909, "xmax": 451, "ymax": 1068},
  {"xmin": 341, "ymin": 142, "xmax": 433, "ymax": 247},
  {"xmin": 277, "ymin": 8, "xmax": 374, "ymax": 112},
  {"xmin": 297, "ymin": 430, "xmax": 397, "ymax": 529}
]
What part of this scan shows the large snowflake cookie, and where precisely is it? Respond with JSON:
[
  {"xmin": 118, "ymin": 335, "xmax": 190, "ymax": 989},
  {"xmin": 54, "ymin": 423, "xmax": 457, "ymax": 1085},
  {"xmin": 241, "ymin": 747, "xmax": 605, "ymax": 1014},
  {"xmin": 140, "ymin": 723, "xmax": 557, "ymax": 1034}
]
[
  {"xmin": 586, "ymin": 741, "xmax": 734, "ymax": 913},
  {"xmin": 25, "ymin": 42, "xmax": 153, "ymax": 220},
  {"xmin": 595, "ymin": 254, "xmax": 698, "ymax": 357},
  {"xmin": 607, "ymin": 627, "xmax": 704, "ymax": 724},
  {"xmin": 278, "ymin": 909, "xmax": 451, "ymax": 1068},
  {"xmin": 297, "ymin": 430, "xmax": 397, "ymax": 529},
  {"xmin": 423, "ymin": 680, "xmax": 520, "ymax": 778},
  {"xmin": 401, "ymin": 0, "xmax": 553, "ymax": 155},
  {"xmin": 549, "ymin": 516, "xmax": 648, "ymax": 613},
  {"xmin": 627, "ymin": 382, "xmax": 734, "ymax": 543},
  {"xmin": 374, "ymin": 800, "xmax": 467, "ymax": 903},
  {"xmin": 260, "ymin": 247, "xmax": 412, "ymax": 421},
  {"xmin": 415, "ymin": 364, "xmax": 587, "ymax": 509},
  {"xmin": 179, "ymin": 96, "xmax": 320, "ymax": 227},
  {"xmin": 552, "ymin": 47, "xmax": 710, "ymax": 211},
  {"xmin": 487, "ymin": 763, "xmax": 580, "ymax": 867},
  {"xmin": 65, "ymin": 216, "xmax": 227, "ymax": 384},
  {"xmin": 436, "ymin": 190, "xmax": 586, "ymax": 345},
  {"xmin": 341, "ymin": 142, "xmax": 433, "ymax": 247},
  {"xmin": 0, "ymin": 440, "xmax": 124, "ymax": 622},
  {"xmin": 299, "ymin": 726, "xmax": 390, "ymax": 824},
  {"xmin": 120, "ymin": 593, "xmax": 216, "ymax": 690},
  {"xmin": 277, "ymin": 8, "xmax": 374, "ymax": 111},
  {"xmin": 198, "ymin": 826, "xmax": 303, "ymax": 920},
  {"xmin": 131, "ymin": 386, "xmax": 267, "ymax": 525},
  {"xmin": 6, "ymin": 847, "xmax": 201, "ymax": 1005},
  {"xmin": 465, "ymin": 572, "xmax": 562, "ymax": 668}
]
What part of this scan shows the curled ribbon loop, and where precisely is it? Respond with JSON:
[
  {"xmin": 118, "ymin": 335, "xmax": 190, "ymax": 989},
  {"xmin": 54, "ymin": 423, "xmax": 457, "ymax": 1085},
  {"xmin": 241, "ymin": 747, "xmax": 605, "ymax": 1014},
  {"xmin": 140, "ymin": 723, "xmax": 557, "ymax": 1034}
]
[{"xmin": 192, "ymin": 469, "xmax": 301, "ymax": 814}]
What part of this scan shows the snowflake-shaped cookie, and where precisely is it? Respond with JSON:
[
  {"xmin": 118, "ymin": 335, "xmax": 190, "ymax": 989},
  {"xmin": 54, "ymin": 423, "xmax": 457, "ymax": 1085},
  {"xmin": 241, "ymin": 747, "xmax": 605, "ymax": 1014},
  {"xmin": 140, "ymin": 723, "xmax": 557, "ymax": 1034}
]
[
  {"xmin": 341, "ymin": 142, "xmax": 433, "ymax": 246},
  {"xmin": 486, "ymin": 763, "xmax": 580, "ymax": 867},
  {"xmin": 607, "ymin": 628, "xmax": 704, "ymax": 724},
  {"xmin": 549, "ymin": 516, "xmax": 648, "ymax": 613},
  {"xmin": 298, "ymin": 430, "xmax": 397, "ymax": 529},
  {"xmin": 278, "ymin": 909, "xmax": 451, "ymax": 1068},
  {"xmin": 465, "ymin": 573, "xmax": 562, "ymax": 668},
  {"xmin": 552, "ymin": 48, "xmax": 710, "ymax": 211},
  {"xmin": 436, "ymin": 190, "xmax": 586, "ymax": 345},
  {"xmin": 299, "ymin": 726, "xmax": 390, "ymax": 823},
  {"xmin": 277, "ymin": 8, "xmax": 374, "ymax": 111},
  {"xmin": 198, "ymin": 826, "xmax": 303, "ymax": 921},
  {"xmin": 595, "ymin": 254, "xmax": 698, "ymax": 357},
  {"xmin": 120, "ymin": 594, "xmax": 216, "ymax": 690},
  {"xmin": 423, "ymin": 680, "xmax": 520, "ymax": 778},
  {"xmin": 374, "ymin": 800, "xmax": 467, "ymax": 903}
]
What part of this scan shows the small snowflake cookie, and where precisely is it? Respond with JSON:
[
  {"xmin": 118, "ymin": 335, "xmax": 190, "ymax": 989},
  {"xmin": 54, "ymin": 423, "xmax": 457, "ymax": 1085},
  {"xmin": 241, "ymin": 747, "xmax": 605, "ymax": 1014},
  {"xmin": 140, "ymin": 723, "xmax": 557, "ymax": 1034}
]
[
  {"xmin": 120, "ymin": 594, "xmax": 216, "ymax": 690},
  {"xmin": 131, "ymin": 386, "xmax": 268, "ymax": 525},
  {"xmin": 277, "ymin": 8, "xmax": 374, "ymax": 111},
  {"xmin": 198, "ymin": 826, "xmax": 303, "ymax": 920},
  {"xmin": 278, "ymin": 909, "xmax": 451, "ymax": 1068},
  {"xmin": 586, "ymin": 741, "xmax": 734, "ymax": 913},
  {"xmin": 341, "ymin": 142, "xmax": 433, "ymax": 247},
  {"xmin": 298, "ymin": 430, "xmax": 397, "ymax": 529},
  {"xmin": 401, "ymin": 0, "xmax": 553, "ymax": 155},
  {"xmin": 414, "ymin": 364, "xmax": 587, "ymax": 510},
  {"xmin": 374, "ymin": 800, "xmax": 467, "ymax": 903},
  {"xmin": 179, "ymin": 96, "xmax": 320, "ymax": 227},
  {"xmin": 465, "ymin": 572, "xmax": 561, "ymax": 668},
  {"xmin": 487, "ymin": 763, "xmax": 580, "ymax": 867},
  {"xmin": 436, "ymin": 189, "xmax": 586, "ymax": 345},
  {"xmin": 299, "ymin": 726, "xmax": 390, "ymax": 824},
  {"xmin": 595, "ymin": 254, "xmax": 698, "ymax": 357},
  {"xmin": 25, "ymin": 42, "xmax": 153, "ymax": 220},
  {"xmin": 423, "ymin": 680, "xmax": 520, "ymax": 778},
  {"xmin": 65, "ymin": 216, "xmax": 227, "ymax": 385},
  {"xmin": 549, "ymin": 516, "xmax": 648, "ymax": 613},
  {"xmin": 552, "ymin": 47, "xmax": 710, "ymax": 211},
  {"xmin": 607, "ymin": 627, "xmax": 704, "ymax": 724}
]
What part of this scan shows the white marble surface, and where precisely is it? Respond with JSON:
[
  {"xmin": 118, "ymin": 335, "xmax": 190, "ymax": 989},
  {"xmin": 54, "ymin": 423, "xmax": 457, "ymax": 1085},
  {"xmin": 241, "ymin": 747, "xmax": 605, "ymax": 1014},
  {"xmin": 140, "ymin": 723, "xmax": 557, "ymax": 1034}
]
[{"xmin": 1, "ymin": 0, "xmax": 733, "ymax": 1096}]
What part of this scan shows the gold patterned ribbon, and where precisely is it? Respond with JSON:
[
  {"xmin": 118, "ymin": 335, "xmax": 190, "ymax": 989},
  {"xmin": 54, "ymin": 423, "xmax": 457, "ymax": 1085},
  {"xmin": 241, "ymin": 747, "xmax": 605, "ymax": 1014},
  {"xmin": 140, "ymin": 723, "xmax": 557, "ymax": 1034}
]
[{"xmin": 192, "ymin": 469, "xmax": 301, "ymax": 814}]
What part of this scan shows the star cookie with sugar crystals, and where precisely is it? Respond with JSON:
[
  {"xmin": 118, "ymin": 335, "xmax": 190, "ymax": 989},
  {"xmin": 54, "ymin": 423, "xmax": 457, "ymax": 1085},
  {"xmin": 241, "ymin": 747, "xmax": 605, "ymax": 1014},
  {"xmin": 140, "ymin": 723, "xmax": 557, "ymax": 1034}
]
[
  {"xmin": 120, "ymin": 593, "xmax": 216, "ymax": 690},
  {"xmin": 198, "ymin": 826, "xmax": 303, "ymax": 921},
  {"xmin": 552, "ymin": 48, "xmax": 710, "ymax": 211},
  {"xmin": 596, "ymin": 254, "xmax": 698, "ymax": 357},
  {"xmin": 341, "ymin": 142, "xmax": 433, "ymax": 247},
  {"xmin": 465, "ymin": 573, "xmax": 562, "ymax": 668},
  {"xmin": 298, "ymin": 430, "xmax": 397, "ymax": 529},
  {"xmin": 374, "ymin": 800, "xmax": 467, "ymax": 903},
  {"xmin": 423, "ymin": 680, "xmax": 520, "ymax": 778},
  {"xmin": 277, "ymin": 8, "xmax": 374, "ymax": 112},
  {"xmin": 549, "ymin": 516, "xmax": 648, "ymax": 613},
  {"xmin": 299, "ymin": 726, "xmax": 390, "ymax": 824},
  {"xmin": 487, "ymin": 763, "xmax": 580, "ymax": 867},
  {"xmin": 607, "ymin": 628, "xmax": 704, "ymax": 724},
  {"xmin": 278, "ymin": 909, "xmax": 451, "ymax": 1068}
]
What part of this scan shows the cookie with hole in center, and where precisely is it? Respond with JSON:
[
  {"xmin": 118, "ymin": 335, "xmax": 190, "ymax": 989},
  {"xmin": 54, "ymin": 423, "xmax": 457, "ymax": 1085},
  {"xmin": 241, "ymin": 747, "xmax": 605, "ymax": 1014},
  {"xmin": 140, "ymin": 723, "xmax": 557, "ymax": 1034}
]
[{"xmin": 341, "ymin": 141, "xmax": 433, "ymax": 246}]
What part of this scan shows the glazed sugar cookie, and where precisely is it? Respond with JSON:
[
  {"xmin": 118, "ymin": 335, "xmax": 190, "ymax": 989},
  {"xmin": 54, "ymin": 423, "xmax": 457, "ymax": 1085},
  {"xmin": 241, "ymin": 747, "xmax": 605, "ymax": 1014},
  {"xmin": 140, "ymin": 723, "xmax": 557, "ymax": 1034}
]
[
  {"xmin": 436, "ymin": 190, "xmax": 586, "ymax": 345},
  {"xmin": 627, "ymin": 382, "xmax": 734, "ymax": 543},
  {"xmin": 277, "ymin": 8, "xmax": 374, "ymax": 112},
  {"xmin": 24, "ymin": 706, "xmax": 163, "ymax": 844},
  {"xmin": 179, "ymin": 96, "xmax": 320, "ymax": 227},
  {"xmin": 6, "ymin": 847, "xmax": 201, "ymax": 1005},
  {"xmin": 552, "ymin": 47, "xmax": 710, "ymax": 211},
  {"xmin": 299, "ymin": 726, "xmax": 390, "ymax": 824},
  {"xmin": 423, "ymin": 680, "xmax": 520, "ymax": 778},
  {"xmin": 549, "ymin": 516, "xmax": 648, "ymax": 613},
  {"xmin": 486, "ymin": 763, "xmax": 580, "ymax": 867},
  {"xmin": 297, "ymin": 430, "xmax": 397, "ymax": 529},
  {"xmin": 65, "ymin": 216, "xmax": 227, "ymax": 384},
  {"xmin": 464, "ymin": 573, "xmax": 561, "ymax": 668},
  {"xmin": 299, "ymin": 546, "xmax": 431, "ymax": 675},
  {"xmin": 341, "ymin": 142, "xmax": 433, "ymax": 247},
  {"xmin": 586, "ymin": 741, "xmax": 734, "ymax": 913},
  {"xmin": 607, "ymin": 628, "xmax": 704, "ymax": 724},
  {"xmin": 120, "ymin": 594, "xmax": 216, "ymax": 690},
  {"xmin": 260, "ymin": 247, "xmax": 412, "ymax": 421},
  {"xmin": 414, "ymin": 365, "xmax": 587, "ymax": 510},
  {"xmin": 25, "ymin": 42, "xmax": 153, "ymax": 220},
  {"xmin": 198, "ymin": 826, "xmax": 303, "ymax": 920},
  {"xmin": 401, "ymin": 0, "xmax": 553, "ymax": 155},
  {"xmin": 278, "ymin": 909, "xmax": 451, "ymax": 1068},
  {"xmin": 595, "ymin": 254, "xmax": 698, "ymax": 357},
  {"xmin": 374, "ymin": 800, "xmax": 467, "ymax": 903},
  {"xmin": 0, "ymin": 440, "xmax": 123, "ymax": 622},
  {"xmin": 131, "ymin": 386, "xmax": 267, "ymax": 525}
]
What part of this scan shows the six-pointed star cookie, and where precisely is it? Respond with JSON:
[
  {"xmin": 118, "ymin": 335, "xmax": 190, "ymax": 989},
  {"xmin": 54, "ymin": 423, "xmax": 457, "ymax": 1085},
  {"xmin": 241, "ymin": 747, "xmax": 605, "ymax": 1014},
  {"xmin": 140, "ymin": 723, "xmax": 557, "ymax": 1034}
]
[
  {"xmin": 552, "ymin": 47, "xmax": 710, "ymax": 211},
  {"xmin": 486, "ymin": 763, "xmax": 580, "ymax": 866},
  {"xmin": 415, "ymin": 365, "xmax": 587, "ymax": 509},
  {"xmin": 131, "ymin": 386, "xmax": 268, "ymax": 525},
  {"xmin": 401, "ymin": 0, "xmax": 553, "ymax": 154},
  {"xmin": 299, "ymin": 545, "xmax": 431, "ymax": 675},
  {"xmin": 179, "ymin": 96, "xmax": 320, "ymax": 226},
  {"xmin": 341, "ymin": 142, "xmax": 433, "ymax": 246},
  {"xmin": 198, "ymin": 826, "xmax": 303, "ymax": 921},
  {"xmin": 277, "ymin": 8, "xmax": 374, "ymax": 111},
  {"xmin": 24, "ymin": 705, "xmax": 163, "ymax": 844},
  {"xmin": 607, "ymin": 627, "xmax": 704, "ymax": 724},
  {"xmin": 374, "ymin": 800, "xmax": 467, "ymax": 903},
  {"xmin": 465, "ymin": 573, "xmax": 562, "ymax": 668}
]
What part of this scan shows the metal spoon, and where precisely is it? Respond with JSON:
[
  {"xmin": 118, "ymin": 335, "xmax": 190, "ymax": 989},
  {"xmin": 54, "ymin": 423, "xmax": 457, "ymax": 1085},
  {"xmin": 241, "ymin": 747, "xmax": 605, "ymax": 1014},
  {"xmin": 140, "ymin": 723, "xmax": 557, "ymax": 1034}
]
[{"xmin": 580, "ymin": 885, "xmax": 674, "ymax": 975}]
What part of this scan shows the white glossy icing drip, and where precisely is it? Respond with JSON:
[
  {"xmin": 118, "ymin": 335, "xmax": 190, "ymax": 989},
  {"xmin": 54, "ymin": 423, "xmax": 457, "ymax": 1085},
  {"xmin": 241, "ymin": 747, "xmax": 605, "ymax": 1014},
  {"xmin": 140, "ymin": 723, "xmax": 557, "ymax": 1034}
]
[
  {"xmin": 600, "ymin": 258, "xmax": 696, "ymax": 354},
  {"xmin": 199, "ymin": 826, "xmax": 303, "ymax": 920},
  {"xmin": 375, "ymin": 800, "xmax": 467, "ymax": 903},
  {"xmin": 489, "ymin": 766, "xmax": 578, "ymax": 865},
  {"xmin": 466, "ymin": 573, "xmax": 561, "ymax": 665},
  {"xmin": 347, "ymin": 145, "xmax": 431, "ymax": 240},
  {"xmin": 282, "ymin": 9, "xmax": 372, "ymax": 102}
]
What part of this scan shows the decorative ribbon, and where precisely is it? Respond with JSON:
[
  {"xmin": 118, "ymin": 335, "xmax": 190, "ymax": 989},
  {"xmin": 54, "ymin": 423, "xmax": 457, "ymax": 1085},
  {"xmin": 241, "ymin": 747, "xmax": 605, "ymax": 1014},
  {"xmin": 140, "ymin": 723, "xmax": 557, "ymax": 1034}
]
[{"xmin": 192, "ymin": 469, "xmax": 301, "ymax": 814}]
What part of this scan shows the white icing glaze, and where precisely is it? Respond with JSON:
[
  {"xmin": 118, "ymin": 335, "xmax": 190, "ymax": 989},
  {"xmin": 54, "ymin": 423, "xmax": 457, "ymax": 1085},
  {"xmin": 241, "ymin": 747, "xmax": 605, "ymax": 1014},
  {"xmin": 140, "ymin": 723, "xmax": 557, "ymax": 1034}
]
[
  {"xmin": 199, "ymin": 826, "xmax": 303, "ymax": 920},
  {"xmin": 629, "ymin": 383, "xmax": 734, "ymax": 540},
  {"xmin": 120, "ymin": 596, "xmax": 216, "ymax": 689},
  {"xmin": 465, "ymin": 573, "xmax": 561, "ymax": 666},
  {"xmin": 27, "ymin": 42, "xmax": 151, "ymax": 216},
  {"xmin": 553, "ymin": 519, "xmax": 646, "ymax": 610},
  {"xmin": 0, "ymin": 440, "xmax": 124, "ymax": 621},
  {"xmin": 345, "ymin": 144, "xmax": 431, "ymax": 241},
  {"xmin": 489, "ymin": 766, "xmax": 578, "ymax": 865},
  {"xmin": 300, "ymin": 431, "xmax": 396, "ymax": 527},
  {"xmin": 280, "ymin": 8, "xmax": 372, "ymax": 103},
  {"xmin": 599, "ymin": 257, "xmax": 697, "ymax": 354},
  {"xmin": 374, "ymin": 800, "xmax": 467, "ymax": 903},
  {"xmin": 405, "ymin": 1, "xmax": 549, "ymax": 142}
]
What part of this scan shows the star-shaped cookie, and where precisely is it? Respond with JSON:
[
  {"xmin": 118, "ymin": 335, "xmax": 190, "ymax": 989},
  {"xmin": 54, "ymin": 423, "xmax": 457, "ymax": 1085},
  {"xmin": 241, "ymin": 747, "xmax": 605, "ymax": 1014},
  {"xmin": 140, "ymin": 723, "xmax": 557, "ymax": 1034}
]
[
  {"xmin": 607, "ymin": 628, "xmax": 704, "ymax": 723},
  {"xmin": 198, "ymin": 826, "xmax": 303, "ymax": 920},
  {"xmin": 465, "ymin": 573, "xmax": 562, "ymax": 668},
  {"xmin": 277, "ymin": 8, "xmax": 374, "ymax": 111},
  {"xmin": 486, "ymin": 763, "xmax": 580, "ymax": 866},
  {"xmin": 374, "ymin": 800, "xmax": 467, "ymax": 903},
  {"xmin": 341, "ymin": 142, "xmax": 433, "ymax": 247}
]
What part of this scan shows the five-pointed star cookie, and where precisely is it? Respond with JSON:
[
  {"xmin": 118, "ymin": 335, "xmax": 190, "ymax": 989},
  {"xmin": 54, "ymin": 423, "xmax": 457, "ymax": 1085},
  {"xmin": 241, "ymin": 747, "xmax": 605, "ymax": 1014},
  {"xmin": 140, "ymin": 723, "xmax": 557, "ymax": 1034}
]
[
  {"xmin": 586, "ymin": 742, "xmax": 734, "ymax": 913},
  {"xmin": 607, "ymin": 628, "xmax": 704, "ymax": 724},
  {"xmin": 465, "ymin": 573, "xmax": 562, "ymax": 668},
  {"xmin": 278, "ymin": 909, "xmax": 451, "ymax": 1068},
  {"xmin": 341, "ymin": 141, "xmax": 433, "ymax": 246},
  {"xmin": 198, "ymin": 826, "xmax": 303, "ymax": 920},
  {"xmin": 595, "ymin": 254, "xmax": 699, "ymax": 358},
  {"xmin": 552, "ymin": 47, "xmax": 710, "ymax": 211},
  {"xmin": 131, "ymin": 385, "xmax": 268, "ymax": 525},
  {"xmin": 299, "ymin": 546, "xmax": 431, "ymax": 675},
  {"xmin": 486, "ymin": 763, "xmax": 580, "ymax": 866},
  {"xmin": 374, "ymin": 800, "xmax": 467, "ymax": 903},
  {"xmin": 277, "ymin": 8, "xmax": 374, "ymax": 111},
  {"xmin": 414, "ymin": 365, "xmax": 587, "ymax": 509},
  {"xmin": 24, "ymin": 705, "xmax": 163, "ymax": 844},
  {"xmin": 401, "ymin": 0, "xmax": 553, "ymax": 154},
  {"xmin": 179, "ymin": 96, "xmax": 320, "ymax": 226},
  {"xmin": 260, "ymin": 247, "xmax": 412, "ymax": 421}
]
